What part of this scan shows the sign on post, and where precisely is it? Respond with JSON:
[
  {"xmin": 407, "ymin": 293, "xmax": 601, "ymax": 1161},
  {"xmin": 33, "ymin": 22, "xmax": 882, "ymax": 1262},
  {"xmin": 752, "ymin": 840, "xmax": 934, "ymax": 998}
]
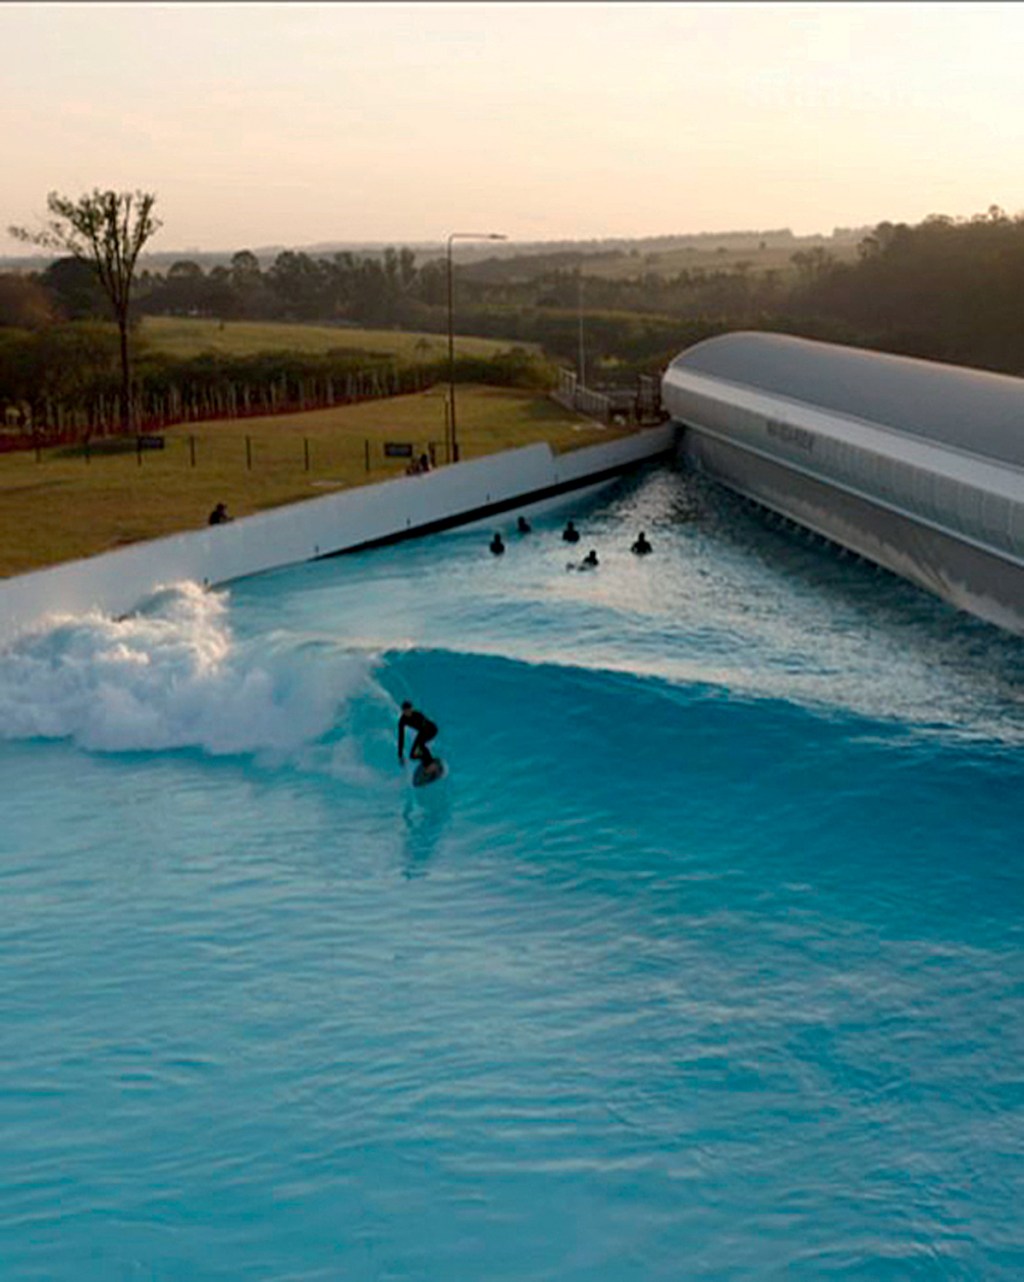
[{"xmin": 383, "ymin": 442, "xmax": 414, "ymax": 459}]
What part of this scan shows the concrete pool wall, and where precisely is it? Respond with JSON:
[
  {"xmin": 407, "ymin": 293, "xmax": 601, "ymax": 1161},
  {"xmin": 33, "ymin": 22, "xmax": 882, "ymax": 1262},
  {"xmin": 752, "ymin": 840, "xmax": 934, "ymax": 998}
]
[{"xmin": 0, "ymin": 426, "xmax": 676, "ymax": 645}]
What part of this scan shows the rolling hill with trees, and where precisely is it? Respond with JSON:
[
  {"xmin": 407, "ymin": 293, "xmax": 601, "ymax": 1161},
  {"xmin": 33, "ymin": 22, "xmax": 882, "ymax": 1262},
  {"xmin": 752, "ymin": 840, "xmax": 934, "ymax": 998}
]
[{"xmin": 5, "ymin": 206, "xmax": 1024, "ymax": 450}]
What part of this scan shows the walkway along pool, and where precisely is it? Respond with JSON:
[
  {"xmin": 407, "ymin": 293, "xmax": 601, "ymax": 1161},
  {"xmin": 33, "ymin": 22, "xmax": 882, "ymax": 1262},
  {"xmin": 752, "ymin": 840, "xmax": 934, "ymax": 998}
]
[{"xmin": 2, "ymin": 465, "xmax": 1023, "ymax": 1279}]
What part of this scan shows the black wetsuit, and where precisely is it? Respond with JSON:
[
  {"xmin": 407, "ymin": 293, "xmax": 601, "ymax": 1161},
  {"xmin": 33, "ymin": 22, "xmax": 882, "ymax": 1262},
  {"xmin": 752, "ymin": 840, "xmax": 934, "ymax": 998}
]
[{"xmin": 398, "ymin": 708, "xmax": 438, "ymax": 765}]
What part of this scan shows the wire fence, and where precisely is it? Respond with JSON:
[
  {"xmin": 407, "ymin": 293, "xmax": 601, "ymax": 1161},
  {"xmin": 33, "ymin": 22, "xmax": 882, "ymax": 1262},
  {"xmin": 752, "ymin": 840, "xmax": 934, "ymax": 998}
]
[
  {"xmin": 0, "ymin": 364, "xmax": 437, "ymax": 456},
  {"xmin": 14, "ymin": 431, "xmax": 453, "ymax": 479}
]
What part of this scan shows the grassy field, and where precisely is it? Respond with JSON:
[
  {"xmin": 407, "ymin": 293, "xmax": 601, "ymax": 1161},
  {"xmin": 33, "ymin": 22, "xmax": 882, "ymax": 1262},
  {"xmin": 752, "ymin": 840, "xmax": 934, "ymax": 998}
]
[
  {"xmin": 140, "ymin": 317, "xmax": 528, "ymax": 361},
  {"xmin": 0, "ymin": 385, "xmax": 627, "ymax": 577}
]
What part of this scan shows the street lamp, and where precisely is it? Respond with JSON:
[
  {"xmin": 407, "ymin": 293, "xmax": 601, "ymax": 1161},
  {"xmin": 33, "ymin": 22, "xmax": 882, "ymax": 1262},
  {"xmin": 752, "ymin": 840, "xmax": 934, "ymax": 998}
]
[
  {"xmin": 447, "ymin": 231, "xmax": 506, "ymax": 462},
  {"xmin": 577, "ymin": 260, "xmax": 586, "ymax": 389}
]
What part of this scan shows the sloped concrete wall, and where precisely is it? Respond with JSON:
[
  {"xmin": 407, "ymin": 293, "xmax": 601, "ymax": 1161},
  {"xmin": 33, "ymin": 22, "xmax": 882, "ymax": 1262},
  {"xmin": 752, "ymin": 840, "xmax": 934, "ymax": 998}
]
[{"xmin": 0, "ymin": 427, "xmax": 675, "ymax": 646}]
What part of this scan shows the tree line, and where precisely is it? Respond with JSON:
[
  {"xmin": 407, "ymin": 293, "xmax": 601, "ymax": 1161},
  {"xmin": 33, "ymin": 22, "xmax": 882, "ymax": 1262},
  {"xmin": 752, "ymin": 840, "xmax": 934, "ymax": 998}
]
[
  {"xmin": 0, "ymin": 246, "xmax": 446, "ymax": 330},
  {"xmin": 1, "ymin": 190, "xmax": 554, "ymax": 444},
  {"xmin": 780, "ymin": 206, "xmax": 1024, "ymax": 373},
  {"xmin": 13, "ymin": 207, "xmax": 1024, "ymax": 379},
  {"xmin": 0, "ymin": 326, "xmax": 553, "ymax": 448},
  {"xmin": 446, "ymin": 208, "xmax": 1024, "ymax": 379},
  {"xmin": 6, "ymin": 191, "xmax": 1024, "ymax": 447}
]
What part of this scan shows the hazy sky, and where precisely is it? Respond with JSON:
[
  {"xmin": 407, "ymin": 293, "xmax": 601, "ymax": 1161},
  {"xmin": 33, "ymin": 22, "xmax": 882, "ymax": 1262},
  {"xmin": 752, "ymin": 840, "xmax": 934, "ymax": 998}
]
[{"xmin": 4, "ymin": 1, "xmax": 1024, "ymax": 255}]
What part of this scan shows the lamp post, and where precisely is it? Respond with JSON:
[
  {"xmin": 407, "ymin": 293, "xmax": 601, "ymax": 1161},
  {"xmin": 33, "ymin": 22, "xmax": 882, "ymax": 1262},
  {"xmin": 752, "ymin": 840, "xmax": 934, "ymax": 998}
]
[
  {"xmin": 447, "ymin": 231, "xmax": 506, "ymax": 462},
  {"xmin": 577, "ymin": 261, "xmax": 586, "ymax": 389}
]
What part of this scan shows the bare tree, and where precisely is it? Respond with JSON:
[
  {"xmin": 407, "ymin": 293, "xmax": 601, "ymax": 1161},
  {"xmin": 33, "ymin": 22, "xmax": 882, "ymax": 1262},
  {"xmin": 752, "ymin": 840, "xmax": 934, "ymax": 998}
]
[{"xmin": 9, "ymin": 189, "xmax": 161, "ymax": 433}]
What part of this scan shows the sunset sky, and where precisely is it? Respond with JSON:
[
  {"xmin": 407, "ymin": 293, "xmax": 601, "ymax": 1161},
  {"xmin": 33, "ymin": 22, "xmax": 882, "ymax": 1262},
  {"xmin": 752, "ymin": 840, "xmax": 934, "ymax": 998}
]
[{"xmin": 3, "ymin": 1, "xmax": 1023, "ymax": 254}]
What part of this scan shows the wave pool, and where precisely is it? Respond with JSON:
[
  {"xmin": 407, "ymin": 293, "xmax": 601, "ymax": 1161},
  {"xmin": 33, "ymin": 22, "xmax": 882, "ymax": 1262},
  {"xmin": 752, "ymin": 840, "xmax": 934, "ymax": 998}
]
[{"xmin": 2, "ymin": 466, "xmax": 1023, "ymax": 1280}]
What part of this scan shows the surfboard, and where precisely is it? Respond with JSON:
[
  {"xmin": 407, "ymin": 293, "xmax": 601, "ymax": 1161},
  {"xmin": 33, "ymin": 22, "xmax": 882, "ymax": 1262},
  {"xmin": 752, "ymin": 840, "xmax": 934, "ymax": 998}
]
[{"xmin": 412, "ymin": 759, "xmax": 446, "ymax": 787}]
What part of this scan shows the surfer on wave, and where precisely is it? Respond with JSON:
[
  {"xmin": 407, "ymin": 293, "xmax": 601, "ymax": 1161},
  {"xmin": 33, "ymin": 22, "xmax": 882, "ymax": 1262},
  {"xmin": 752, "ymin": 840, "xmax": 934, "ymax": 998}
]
[{"xmin": 398, "ymin": 701, "xmax": 442, "ymax": 780}]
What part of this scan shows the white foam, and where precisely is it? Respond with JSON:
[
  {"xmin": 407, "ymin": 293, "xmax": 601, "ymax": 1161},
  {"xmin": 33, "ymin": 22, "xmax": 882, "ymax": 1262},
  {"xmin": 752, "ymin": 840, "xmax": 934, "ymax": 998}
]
[{"xmin": 0, "ymin": 581, "xmax": 378, "ymax": 757}]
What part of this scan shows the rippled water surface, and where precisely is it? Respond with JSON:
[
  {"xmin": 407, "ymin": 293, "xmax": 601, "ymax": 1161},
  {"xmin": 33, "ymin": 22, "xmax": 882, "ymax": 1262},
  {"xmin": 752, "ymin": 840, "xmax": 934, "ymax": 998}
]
[{"xmin": 2, "ymin": 467, "xmax": 1023, "ymax": 1280}]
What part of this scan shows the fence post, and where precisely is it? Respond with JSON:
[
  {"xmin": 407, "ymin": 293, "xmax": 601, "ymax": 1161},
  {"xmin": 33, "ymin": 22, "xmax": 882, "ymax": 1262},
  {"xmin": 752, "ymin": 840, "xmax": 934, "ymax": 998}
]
[
  {"xmin": 85, "ymin": 440, "xmax": 90, "ymax": 465},
  {"xmin": 189, "ymin": 435, "xmax": 196, "ymax": 468},
  {"xmin": 365, "ymin": 438, "xmax": 370, "ymax": 473},
  {"xmin": 304, "ymin": 437, "xmax": 310, "ymax": 472},
  {"xmin": 137, "ymin": 434, "xmax": 143, "ymax": 466},
  {"xmin": 245, "ymin": 435, "xmax": 252, "ymax": 471}
]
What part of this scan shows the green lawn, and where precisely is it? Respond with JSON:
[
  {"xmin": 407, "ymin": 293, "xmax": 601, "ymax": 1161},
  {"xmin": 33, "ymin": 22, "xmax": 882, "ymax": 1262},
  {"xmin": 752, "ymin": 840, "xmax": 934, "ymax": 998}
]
[
  {"xmin": 0, "ymin": 385, "xmax": 626, "ymax": 577},
  {"xmin": 140, "ymin": 316, "xmax": 529, "ymax": 361}
]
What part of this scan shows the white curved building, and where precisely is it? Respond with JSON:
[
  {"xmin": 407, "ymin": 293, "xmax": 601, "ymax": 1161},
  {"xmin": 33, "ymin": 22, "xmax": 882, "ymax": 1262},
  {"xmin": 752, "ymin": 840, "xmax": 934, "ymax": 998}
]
[{"xmin": 661, "ymin": 332, "xmax": 1024, "ymax": 634}]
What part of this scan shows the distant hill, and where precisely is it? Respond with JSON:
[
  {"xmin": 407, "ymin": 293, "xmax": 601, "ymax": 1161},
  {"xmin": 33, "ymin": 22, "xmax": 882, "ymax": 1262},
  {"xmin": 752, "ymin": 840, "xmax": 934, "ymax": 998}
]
[{"xmin": 0, "ymin": 226, "xmax": 872, "ymax": 274}]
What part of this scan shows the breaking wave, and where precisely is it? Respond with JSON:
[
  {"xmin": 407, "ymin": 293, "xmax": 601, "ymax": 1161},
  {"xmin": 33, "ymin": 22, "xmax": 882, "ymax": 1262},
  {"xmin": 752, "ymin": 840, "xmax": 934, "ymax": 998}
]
[{"xmin": 0, "ymin": 581, "xmax": 387, "ymax": 761}]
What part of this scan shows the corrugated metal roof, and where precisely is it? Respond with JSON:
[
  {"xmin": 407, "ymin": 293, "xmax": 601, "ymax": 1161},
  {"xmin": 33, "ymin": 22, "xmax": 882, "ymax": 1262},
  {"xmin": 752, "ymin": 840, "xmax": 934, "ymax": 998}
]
[{"xmin": 670, "ymin": 332, "xmax": 1024, "ymax": 469}]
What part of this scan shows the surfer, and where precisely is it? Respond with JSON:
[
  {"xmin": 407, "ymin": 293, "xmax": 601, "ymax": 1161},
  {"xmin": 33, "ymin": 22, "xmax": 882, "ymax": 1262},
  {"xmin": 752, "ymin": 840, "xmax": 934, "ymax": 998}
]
[
  {"xmin": 516, "ymin": 515, "xmax": 532, "ymax": 534},
  {"xmin": 631, "ymin": 531, "xmax": 653, "ymax": 555},
  {"xmin": 567, "ymin": 549, "xmax": 599, "ymax": 571},
  {"xmin": 562, "ymin": 519, "xmax": 580, "ymax": 544},
  {"xmin": 398, "ymin": 701, "xmax": 439, "ymax": 768},
  {"xmin": 489, "ymin": 532, "xmax": 506, "ymax": 555}
]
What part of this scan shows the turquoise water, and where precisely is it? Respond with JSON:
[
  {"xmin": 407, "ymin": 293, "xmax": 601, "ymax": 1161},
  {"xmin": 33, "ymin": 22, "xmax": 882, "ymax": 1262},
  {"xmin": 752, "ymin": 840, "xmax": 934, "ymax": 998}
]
[{"xmin": 2, "ymin": 466, "xmax": 1023, "ymax": 1280}]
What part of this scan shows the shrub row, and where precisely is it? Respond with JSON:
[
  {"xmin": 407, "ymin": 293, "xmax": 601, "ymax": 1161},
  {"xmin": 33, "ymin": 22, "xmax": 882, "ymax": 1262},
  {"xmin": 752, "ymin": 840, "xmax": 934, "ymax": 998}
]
[{"xmin": 0, "ymin": 328, "xmax": 557, "ymax": 447}]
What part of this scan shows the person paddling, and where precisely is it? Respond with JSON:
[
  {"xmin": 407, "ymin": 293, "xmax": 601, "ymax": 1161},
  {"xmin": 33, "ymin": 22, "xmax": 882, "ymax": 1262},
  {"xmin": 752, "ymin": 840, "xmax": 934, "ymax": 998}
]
[{"xmin": 567, "ymin": 548, "xmax": 600, "ymax": 571}]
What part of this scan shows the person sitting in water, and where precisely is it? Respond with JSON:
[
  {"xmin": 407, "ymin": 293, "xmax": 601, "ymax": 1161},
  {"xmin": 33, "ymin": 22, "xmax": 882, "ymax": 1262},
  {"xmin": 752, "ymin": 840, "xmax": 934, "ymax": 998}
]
[
  {"xmin": 568, "ymin": 548, "xmax": 600, "ymax": 571},
  {"xmin": 489, "ymin": 532, "xmax": 506, "ymax": 555},
  {"xmin": 631, "ymin": 531, "xmax": 653, "ymax": 555},
  {"xmin": 517, "ymin": 515, "xmax": 532, "ymax": 534},
  {"xmin": 562, "ymin": 519, "xmax": 580, "ymax": 543},
  {"xmin": 208, "ymin": 501, "xmax": 232, "ymax": 525},
  {"xmin": 398, "ymin": 701, "xmax": 439, "ymax": 767}
]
